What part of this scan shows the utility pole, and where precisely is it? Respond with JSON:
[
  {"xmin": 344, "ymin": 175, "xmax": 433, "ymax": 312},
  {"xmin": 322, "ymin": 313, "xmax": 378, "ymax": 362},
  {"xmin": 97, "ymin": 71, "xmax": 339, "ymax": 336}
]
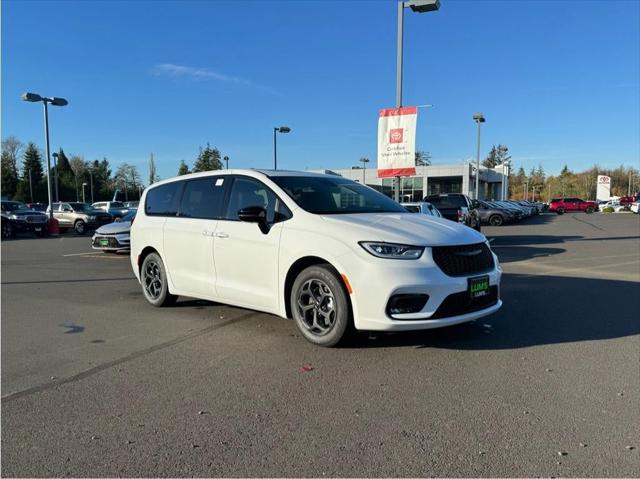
[{"xmin": 28, "ymin": 169, "xmax": 33, "ymax": 203}]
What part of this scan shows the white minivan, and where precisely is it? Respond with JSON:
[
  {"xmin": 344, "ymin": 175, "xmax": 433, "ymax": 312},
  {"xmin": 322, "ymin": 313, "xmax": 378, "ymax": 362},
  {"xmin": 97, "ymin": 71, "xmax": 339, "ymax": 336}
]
[{"xmin": 130, "ymin": 170, "xmax": 502, "ymax": 346}]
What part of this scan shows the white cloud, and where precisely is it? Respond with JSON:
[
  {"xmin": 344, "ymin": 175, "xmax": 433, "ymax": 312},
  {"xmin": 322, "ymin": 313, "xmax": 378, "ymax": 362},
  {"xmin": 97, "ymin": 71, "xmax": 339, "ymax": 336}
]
[{"xmin": 153, "ymin": 63, "xmax": 281, "ymax": 96}]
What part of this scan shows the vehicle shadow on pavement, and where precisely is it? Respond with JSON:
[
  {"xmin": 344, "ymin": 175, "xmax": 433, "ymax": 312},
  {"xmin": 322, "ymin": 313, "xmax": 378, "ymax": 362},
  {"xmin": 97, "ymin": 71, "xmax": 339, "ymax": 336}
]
[
  {"xmin": 347, "ymin": 273, "xmax": 640, "ymax": 350},
  {"xmin": 494, "ymin": 246, "xmax": 566, "ymax": 263}
]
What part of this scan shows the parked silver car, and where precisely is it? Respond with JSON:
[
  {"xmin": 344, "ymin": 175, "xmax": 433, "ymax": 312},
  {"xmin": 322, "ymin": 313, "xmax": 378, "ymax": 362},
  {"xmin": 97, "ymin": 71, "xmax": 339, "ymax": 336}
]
[
  {"xmin": 91, "ymin": 209, "xmax": 135, "ymax": 252},
  {"xmin": 401, "ymin": 201, "xmax": 443, "ymax": 218}
]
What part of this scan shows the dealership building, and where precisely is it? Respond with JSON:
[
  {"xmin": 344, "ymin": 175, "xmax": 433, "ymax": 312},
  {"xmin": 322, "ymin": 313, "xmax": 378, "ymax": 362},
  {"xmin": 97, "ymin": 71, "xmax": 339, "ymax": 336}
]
[{"xmin": 313, "ymin": 163, "xmax": 510, "ymax": 202}]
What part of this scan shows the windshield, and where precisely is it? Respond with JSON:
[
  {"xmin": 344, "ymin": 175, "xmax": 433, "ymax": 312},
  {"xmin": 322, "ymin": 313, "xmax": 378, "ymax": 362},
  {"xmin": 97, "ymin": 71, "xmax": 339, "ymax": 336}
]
[
  {"xmin": 271, "ymin": 176, "xmax": 407, "ymax": 215},
  {"xmin": 69, "ymin": 203, "xmax": 92, "ymax": 212},
  {"xmin": 1, "ymin": 201, "xmax": 28, "ymax": 212},
  {"xmin": 426, "ymin": 196, "xmax": 466, "ymax": 208},
  {"xmin": 111, "ymin": 202, "xmax": 125, "ymax": 208}
]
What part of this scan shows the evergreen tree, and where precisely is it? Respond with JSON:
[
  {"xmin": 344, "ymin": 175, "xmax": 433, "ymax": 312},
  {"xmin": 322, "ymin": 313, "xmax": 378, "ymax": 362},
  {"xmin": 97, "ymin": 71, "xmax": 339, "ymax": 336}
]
[
  {"xmin": 1, "ymin": 137, "xmax": 22, "ymax": 199},
  {"xmin": 483, "ymin": 144, "xmax": 511, "ymax": 168},
  {"xmin": 16, "ymin": 143, "xmax": 46, "ymax": 202},
  {"xmin": 178, "ymin": 160, "xmax": 190, "ymax": 176},
  {"xmin": 414, "ymin": 150, "xmax": 431, "ymax": 166},
  {"xmin": 192, "ymin": 144, "xmax": 222, "ymax": 172},
  {"xmin": 55, "ymin": 148, "xmax": 76, "ymax": 201},
  {"xmin": 148, "ymin": 153, "xmax": 159, "ymax": 185}
]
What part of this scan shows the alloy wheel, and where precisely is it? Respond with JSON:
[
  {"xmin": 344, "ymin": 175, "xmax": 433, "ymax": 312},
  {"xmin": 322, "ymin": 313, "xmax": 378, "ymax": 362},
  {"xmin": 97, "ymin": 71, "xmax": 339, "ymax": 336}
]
[
  {"xmin": 143, "ymin": 260, "xmax": 163, "ymax": 300},
  {"xmin": 296, "ymin": 279, "xmax": 337, "ymax": 336}
]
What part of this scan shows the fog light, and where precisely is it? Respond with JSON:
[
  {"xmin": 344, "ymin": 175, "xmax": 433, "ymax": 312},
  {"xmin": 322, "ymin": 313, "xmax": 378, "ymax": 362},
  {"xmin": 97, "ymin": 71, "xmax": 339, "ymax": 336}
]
[{"xmin": 386, "ymin": 294, "xmax": 429, "ymax": 316}]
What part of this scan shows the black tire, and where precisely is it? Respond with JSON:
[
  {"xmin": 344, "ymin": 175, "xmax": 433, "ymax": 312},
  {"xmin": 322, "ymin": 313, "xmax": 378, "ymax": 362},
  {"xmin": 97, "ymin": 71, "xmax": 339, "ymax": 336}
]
[
  {"xmin": 557, "ymin": 208, "xmax": 565, "ymax": 215},
  {"xmin": 74, "ymin": 220, "xmax": 86, "ymax": 235},
  {"xmin": 585, "ymin": 207, "xmax": 594, "ymax": 214},
  {"xmin": 1, "ymin": 221, "xmax": 14, "ymax": 240},
  {"xmin": 140, "ymin": 252, "xmax": 177, "ymax": 307},
  {"xmin": 290, "ymin": 265, "xmax": 351, "ymax": 347},
  {"xmin": 488, "ymin": 214, "xmax": 504, "ymax": 226}
]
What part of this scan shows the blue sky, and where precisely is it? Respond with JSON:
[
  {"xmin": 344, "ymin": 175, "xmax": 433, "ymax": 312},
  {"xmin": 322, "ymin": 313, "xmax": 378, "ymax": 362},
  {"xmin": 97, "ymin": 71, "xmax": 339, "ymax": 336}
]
[{"xmin": 2, "ymin": 0, "xmax": 639, "ymax": 181}]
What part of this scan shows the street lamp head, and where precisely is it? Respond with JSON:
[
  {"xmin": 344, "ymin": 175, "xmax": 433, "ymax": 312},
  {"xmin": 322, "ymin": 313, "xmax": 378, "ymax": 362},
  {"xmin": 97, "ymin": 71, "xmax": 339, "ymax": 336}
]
[
  {"xmin": 21, "ymin": 92, "xmax": 43, "ymax": 102},
  {"xmin": 50, "ymin": 97, "xmax": 68, "ymax": 107},
  {"xmin": 359, "ymin": 158, "xmax": 370, "ymax": 164},
  {"xmin": 473, "ymin": 112, "xmax": 486, "ymax": 123},
  {"xmin": 277, "ymin": 126, "xmax": 291, "ymax": 134},
  {"xmin": 52, "ymin": 152, "xmax": 58, "ymax": 158},
  {"xmin": 406, "ymin": 0, "xmax": 440, "ymax": 13}
]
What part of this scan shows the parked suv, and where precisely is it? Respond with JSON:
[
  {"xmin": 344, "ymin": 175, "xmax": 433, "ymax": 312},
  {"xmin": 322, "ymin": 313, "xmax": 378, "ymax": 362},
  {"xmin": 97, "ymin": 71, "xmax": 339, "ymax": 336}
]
[
  {"xmin": 48, "ymin": 202, "xmax": 112, "ymax": 234},
  {"xmin": 131, "ymin": 170, "xmax": 502, "ymax": 347},
  {"xmin": 423, "ymin": 194, "xmax": 481, "ymax": 231},
  {"xmin": 548, "ymin": 197, "xmax": 597, "ymax": 214}
]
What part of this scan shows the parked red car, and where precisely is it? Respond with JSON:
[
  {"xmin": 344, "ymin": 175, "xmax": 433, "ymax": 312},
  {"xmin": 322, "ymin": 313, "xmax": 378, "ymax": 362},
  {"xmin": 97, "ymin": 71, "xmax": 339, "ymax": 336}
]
[{"xmin": 548, "ymin": 197, "xmax": 597, "ymax": 214}]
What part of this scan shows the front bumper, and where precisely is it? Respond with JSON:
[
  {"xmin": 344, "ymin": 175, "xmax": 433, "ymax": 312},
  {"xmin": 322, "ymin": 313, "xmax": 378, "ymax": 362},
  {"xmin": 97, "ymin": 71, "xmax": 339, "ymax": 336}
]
[
  {"xmin": 91, "ymin": 232, "xmax": 130, "ymax": 251},
  {"xmin": 344, "ymin": 248, "xmax": 502, "ymax": 332}
]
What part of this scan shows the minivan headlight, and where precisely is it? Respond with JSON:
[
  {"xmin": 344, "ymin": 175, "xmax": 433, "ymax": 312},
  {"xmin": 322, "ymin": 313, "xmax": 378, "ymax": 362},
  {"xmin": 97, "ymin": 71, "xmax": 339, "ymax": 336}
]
[{"xmin": 359, "ymin": 242, "xmax": 424, "ymax": 259}]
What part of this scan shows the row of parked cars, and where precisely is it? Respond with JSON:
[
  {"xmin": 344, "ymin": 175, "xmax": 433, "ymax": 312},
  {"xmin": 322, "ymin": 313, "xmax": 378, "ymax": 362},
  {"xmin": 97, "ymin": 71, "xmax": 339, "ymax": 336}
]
[
  {"xmin": 402, "ymin": 193, "xmax": 544, "ymax": 228},
  {"xmin": 0, "ymin": 200, "xmax": 138, "ymax": 252}
]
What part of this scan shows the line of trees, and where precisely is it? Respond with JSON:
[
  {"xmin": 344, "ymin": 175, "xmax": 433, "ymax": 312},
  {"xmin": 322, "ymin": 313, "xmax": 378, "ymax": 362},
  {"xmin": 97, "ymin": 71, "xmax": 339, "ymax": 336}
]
[
  {"xmin": 508, "ymin": 163, "xmax": 640, "ymax": 201},
  {"xmin": 1, "ymin": 137, "xmax": 227, "ymax": 203}
]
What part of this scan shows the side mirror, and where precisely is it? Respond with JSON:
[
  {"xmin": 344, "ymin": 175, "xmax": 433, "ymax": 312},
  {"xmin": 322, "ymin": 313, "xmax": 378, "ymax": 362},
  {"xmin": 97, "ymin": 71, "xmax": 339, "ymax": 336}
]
[{"xmin": 238, "ymin": 206, "xmax": 269, "ymax": 234}]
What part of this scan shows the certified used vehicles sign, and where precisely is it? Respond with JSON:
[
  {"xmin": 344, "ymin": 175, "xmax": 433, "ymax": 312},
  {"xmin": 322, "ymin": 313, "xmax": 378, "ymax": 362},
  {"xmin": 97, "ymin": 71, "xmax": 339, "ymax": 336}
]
[{"xmin": 377, "ymin": 106, "xmax": 418, "ymax": 178}]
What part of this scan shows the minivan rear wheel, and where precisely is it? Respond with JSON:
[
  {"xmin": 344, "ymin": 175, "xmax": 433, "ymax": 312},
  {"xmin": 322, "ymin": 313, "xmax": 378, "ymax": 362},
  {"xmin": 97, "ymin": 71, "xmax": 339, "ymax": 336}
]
[
  {"xmin": 141, "ymin": 252, "xmax": 177, "ymax": 307},
  {"xmin": 291, "ymin": 265, "xmax": 351, "ymax": 347}
]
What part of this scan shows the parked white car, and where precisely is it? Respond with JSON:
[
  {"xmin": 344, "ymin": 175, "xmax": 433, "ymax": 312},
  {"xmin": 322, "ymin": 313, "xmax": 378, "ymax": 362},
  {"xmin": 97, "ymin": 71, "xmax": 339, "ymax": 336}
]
[
  {"xmin": 630, "ymin": 201, "xmax": 639, "ymax": 214},
  {"xmin": 91, "ymin": 209, "xmax": 136, "ymax": 252},
  {"xmin": 401, "ymin": 201, "xmax": 443, "ymax": 218},
  {"xmin": 130, "ymin": 170, "xmax": 502, "ymax": 347},
  {"xmin": 598, "ymin": 200, "xmax": 626, "ymax": 212}
]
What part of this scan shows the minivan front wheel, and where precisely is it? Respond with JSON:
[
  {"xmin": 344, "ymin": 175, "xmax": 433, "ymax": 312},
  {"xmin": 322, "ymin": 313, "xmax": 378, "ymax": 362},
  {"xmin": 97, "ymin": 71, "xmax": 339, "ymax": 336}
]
[
  {"xmin": 291, "ymin": 265, "xmax": 350, "ymax": 347},
  {"xmin": 141, "ymin": 252, "xmax": 177, "ymax": 307}
]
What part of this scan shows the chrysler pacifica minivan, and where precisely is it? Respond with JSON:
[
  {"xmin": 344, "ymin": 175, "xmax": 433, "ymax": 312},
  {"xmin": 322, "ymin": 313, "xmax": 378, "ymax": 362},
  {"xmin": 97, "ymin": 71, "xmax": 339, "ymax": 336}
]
[{"xmin": 130, "ymin": 170, "xmax": 502, "ymax": 346}]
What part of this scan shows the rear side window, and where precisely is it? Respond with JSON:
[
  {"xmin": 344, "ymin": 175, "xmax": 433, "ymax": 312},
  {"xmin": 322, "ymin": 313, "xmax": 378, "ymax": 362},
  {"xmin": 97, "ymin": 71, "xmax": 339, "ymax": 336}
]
[
  {"xmin": 404, "ymin": 205, "xmax": 420, "ymax": 213},
  {"xmin": 145, "ymin": 182, "xmax": 180, "ymax": 216},
  {"xmin": 427, "ymin": 196, "xmax": 465, "ymax": 208},
  {"xmin": 179, "ymin": 177, "xmax": 227, "ymax": 219}
]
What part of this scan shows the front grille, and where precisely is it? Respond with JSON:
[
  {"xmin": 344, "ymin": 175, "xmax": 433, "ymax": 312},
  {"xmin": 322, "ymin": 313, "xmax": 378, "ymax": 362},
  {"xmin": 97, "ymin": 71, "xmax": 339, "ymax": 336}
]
[
  {"xmin": 96, "ymin": 215, "xmax": 112, "ymax": 224},
  {"xmin": 26, "ymin": 215, "xmax": 46, "ymax": 223},
  {"xmin": 431, "ymin": 286, "xmax": 499, "ymax": 319},
  {"xmin": 431, "ymin": 243, "xmax": 494, "ymax": 277}
]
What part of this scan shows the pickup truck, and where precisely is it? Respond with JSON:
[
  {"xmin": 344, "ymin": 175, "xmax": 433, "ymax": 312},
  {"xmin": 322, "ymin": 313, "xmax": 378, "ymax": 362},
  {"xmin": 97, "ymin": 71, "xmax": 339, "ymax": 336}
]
[
  {"xmin": 423, "ymin": 193, "xmax": 481, "ymax": 231},
  {"xmin": 548, "ymin": 197, "xmax": 597, "ymax": 214},
  {"xmin": 91, "ymin": 201, "xmax": 129, "ymax": 218}
]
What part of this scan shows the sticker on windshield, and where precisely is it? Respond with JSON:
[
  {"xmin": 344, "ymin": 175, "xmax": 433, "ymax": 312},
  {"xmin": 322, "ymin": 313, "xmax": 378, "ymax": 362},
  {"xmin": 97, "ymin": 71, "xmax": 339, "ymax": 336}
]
[{"xmin": 215, "ymin": 179, "xmax": 224, "ymax": 186}]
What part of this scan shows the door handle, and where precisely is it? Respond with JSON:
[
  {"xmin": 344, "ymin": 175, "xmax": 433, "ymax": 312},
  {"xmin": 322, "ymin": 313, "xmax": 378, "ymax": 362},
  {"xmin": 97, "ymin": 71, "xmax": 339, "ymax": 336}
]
[{"xmin": 215, "ymin": 232, "xmax": 229, "ymax": 239}]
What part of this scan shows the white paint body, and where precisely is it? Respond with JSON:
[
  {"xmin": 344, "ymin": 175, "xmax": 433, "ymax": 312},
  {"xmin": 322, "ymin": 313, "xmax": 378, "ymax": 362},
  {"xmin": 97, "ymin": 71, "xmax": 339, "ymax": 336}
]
[{"xmin": 130, "ymin": 170, "xmax": 502, "ymax": 332}]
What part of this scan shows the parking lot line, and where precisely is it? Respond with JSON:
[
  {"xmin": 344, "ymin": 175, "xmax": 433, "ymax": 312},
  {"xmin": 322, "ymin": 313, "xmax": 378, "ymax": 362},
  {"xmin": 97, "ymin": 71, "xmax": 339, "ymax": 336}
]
[
  {"xmin": 62, "ymin": 252, "xmax": 99, "ymax": 257},
  {"xmin": 515, "ymin": 258, "xmax": 640, "ymax": 281}
]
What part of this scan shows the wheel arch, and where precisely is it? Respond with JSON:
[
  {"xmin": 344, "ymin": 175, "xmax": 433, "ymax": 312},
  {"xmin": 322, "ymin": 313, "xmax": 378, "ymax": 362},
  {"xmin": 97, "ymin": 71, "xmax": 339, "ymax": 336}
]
[{"xmin": 283, "ymin": 255, "xmax": 352, "ymax": 320}]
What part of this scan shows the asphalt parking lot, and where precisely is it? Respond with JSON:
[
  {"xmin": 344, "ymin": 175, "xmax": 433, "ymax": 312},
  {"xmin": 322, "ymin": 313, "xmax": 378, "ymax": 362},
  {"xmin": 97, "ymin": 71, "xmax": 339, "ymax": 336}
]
[{"xmin": 1, "ymin": 213, "xmax": 639, "ymax": 477}]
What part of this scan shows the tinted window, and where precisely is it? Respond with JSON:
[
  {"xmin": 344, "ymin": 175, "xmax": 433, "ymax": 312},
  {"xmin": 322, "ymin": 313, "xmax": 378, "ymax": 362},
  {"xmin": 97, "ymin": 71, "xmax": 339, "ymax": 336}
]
[
  {"xmin": 111, "ymin": 202, "xmax": 125, "ymax": 208},
  {"xmin": 404, "ymin": 205, "xmax": 420, "ymax": 213},
  {"xmin": 226, "ymin": 176, "xmax": 291, "ymax": 223},
  {"xmin": 271, "ymin": 176, "xmax": 406, "ymax": 215},
  {"xmin": 145, "ymin": 182, "xmax": 180, "ymax": 216},
  {"xmin": 426, "ymin": 195, "xmax": 466, "ymax": 208},
  {"xmin": 179, "ymin": 177, "xmax": 226, "ymax": 219}
]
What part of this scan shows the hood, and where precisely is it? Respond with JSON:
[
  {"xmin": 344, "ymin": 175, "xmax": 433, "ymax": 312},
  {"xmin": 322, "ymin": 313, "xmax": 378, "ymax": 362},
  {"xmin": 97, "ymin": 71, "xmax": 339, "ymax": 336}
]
[
  {"xmin": 319, "ymin": 213, "xmax": 485, "ymax": 246},
  {"xmin": 95, "ymin": 221, "xmax": 131, "ymax": 235}
]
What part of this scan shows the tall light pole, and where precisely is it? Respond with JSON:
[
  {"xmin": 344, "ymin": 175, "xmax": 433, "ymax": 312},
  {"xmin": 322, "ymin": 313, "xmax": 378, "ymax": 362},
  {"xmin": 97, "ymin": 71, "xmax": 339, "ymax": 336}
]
[
  {"xmin": 82, "ymin": 182, "xmax": 87, "ymax": 203},
  {"xmin": 28, "ymin": 169, "xmax": 34, "ymax": 203},
  {"xmin": 394, "ymin": 0, "xmax": 440, "ymax": 201},
  {"xmin": 359, "ymin": 157, "xmax": 370, "ymax": 184},
  {"xmin": 89, "ymin": 167, "xmax": 94, "ymax": 203},
  {"xmin": 501, "ymin": 160, "xmax": 511, "ymax": 200},
  {"xmin": 52, "ymin": 152, "xmax": 60, "ymax": 202},
  {"xmin": 21, "ymin": 92, "xmax": 68, "ymax": 219},
  {"xmin": 473, "ymin": 112, "xmax": 485, "ymax": 200},
  {"xmin": 273, "ymin": 126, "xmax": 291, "ymax": 170},
  {"xmin": 224, "ymin": 156, "xmax": 229, "ymax": 170}
]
